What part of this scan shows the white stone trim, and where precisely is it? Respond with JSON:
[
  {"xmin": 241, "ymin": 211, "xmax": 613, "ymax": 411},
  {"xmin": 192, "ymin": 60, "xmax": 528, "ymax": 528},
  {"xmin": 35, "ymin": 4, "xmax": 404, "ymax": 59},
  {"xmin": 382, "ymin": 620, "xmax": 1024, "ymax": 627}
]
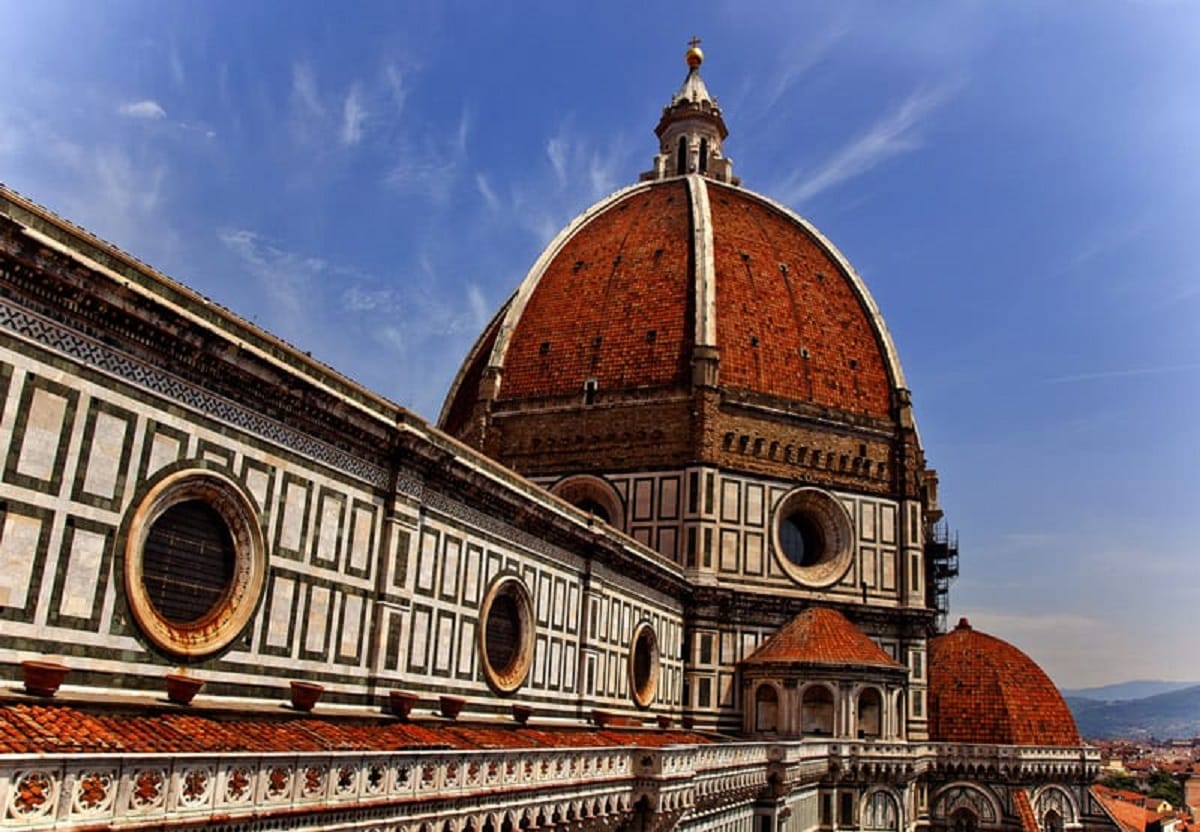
[
  {"xmin": 704, "ymin": 180, "xmax": 911, "ymax": 392},
  {"xmin": 688, "ymin": 175, "xmax": 717, "ymax": 347}
]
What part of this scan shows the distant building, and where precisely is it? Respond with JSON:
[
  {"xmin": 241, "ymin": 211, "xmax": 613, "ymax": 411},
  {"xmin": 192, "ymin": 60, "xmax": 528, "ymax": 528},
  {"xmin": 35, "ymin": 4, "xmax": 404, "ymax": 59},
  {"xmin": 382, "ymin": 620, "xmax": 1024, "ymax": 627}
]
[{"xmin": 0, "ymin": 44, "xmax": 1116, "ymax": 831}]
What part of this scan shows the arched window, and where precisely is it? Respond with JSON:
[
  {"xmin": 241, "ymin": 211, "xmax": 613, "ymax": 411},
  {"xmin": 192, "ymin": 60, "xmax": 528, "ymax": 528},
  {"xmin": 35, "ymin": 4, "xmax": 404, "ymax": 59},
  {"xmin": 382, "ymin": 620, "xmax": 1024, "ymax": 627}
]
[
  {"xmin": 858, "ymin": 688, "xmax": 883, "ymax": 739},
  {"xmin": 1044, "ymin": 810, "xmax": 1063, "ymax": 832},
  {"xmin": 801, "ymin": 685, "xmax": 835, "ymax": 736},
  {"xmin": 699, "ymin": 138, "xmax": 709, "ymax": 174},
  {"xmin": 755, "ymin": 684, "xmax": 779, "ymax": 732},
  {"xmin": 676, "ymin": 136, "xmax": 687, "ymax": 175},
  {"xmin": 951, "ymin": 808, "xmax": 978, "ymax": 832}
]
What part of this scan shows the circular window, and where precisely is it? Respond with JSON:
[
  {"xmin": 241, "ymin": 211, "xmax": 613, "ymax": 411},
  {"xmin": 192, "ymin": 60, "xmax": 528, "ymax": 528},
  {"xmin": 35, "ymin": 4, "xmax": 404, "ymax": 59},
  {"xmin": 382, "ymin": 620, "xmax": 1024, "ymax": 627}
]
[
  {"xmin": 124, "ymin": 469, "xmax": 265, "ymax": 659},
  {"xmin": 772, "ymin": 488, "xmax": 854, "ymax": 587},
  {"xmin": 628, "ymin": 622, "xmax": 660, "ymax": 708},
  {"xmin": 478, "ymin": 576, "xmax": 535, "ymax": 694}
]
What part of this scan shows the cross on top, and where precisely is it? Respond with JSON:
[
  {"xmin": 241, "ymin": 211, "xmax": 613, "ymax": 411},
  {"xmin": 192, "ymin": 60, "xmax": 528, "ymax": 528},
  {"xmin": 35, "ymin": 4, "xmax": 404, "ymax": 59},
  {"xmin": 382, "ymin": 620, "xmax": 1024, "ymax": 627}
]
[{"xmin": 688, "ymin": 36, "xmax": 702, "ymax": 50}]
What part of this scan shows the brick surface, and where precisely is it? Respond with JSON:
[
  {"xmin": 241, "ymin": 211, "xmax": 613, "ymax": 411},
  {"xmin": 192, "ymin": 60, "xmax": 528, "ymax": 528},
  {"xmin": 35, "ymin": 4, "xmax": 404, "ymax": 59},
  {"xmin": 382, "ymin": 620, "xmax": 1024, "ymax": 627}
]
[
  {"xmin": 708, "ymin": 186, "xmax": 892, "ymax": 419},
  {"xmin": 928, "ymin": 619, "xmax": 1081, "ymax": 747},
  {"xmin": 500, "ymin": 181, "xmax": 693, "ymax": 400}
]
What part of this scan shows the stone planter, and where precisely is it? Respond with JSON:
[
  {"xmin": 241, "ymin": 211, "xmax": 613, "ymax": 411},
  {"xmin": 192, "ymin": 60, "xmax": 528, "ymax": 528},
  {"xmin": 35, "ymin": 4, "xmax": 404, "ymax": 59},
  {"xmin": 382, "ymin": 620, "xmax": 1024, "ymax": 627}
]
[
  {"xmin": 511, "ymin": 703, "xmax": 533, "ymax": 725},
  {"xmin": 656, "ymin": 715, "xmax": 672, "ymax": 730},
  {"xmin": 21, "ymin": 660, "xmax": 69, "ymax": 697},
  {"xmin": 165, "ymin": 672, "xmax": 204, "ymax": 705},
  {"xmin": 289, "ymin": 680, "xmax": 324, "ymax": 712},
  {"xmin": 389, "ymin": 690, "xmax": 419, "ymax": 720},
  {"xmin": 439, "ymin": 695, "xmax": 465, "ymax": 720}
]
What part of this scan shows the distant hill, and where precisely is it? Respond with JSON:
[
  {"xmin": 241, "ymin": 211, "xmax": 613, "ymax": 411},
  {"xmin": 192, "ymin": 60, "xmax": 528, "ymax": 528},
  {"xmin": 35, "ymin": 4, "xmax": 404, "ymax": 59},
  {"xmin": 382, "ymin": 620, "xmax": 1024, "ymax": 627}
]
[
  {"xmin": 1067, "ymin": 684, "xmax": 1200, "ymax": 739},
  {"xmin": 1062, "ymin": 680, "xmax": 1200, "ymax": 702}
]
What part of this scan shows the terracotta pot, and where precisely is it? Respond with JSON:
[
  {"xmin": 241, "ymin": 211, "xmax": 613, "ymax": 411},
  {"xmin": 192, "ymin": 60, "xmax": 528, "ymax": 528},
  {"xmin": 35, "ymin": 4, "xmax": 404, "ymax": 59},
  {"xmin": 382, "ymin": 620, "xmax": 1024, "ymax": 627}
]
[
  {"xmin": 165, "ymin": 672, "xmax": 204, "ymax": 705},
  {"xmin": 439, "ymin": 695, "xmax": 465, "ymax": 720},
  {"xmin": 656, "ymin": 715, "xmax": 672, "ymax": 730},
  {"xmin": 289, "ymin": 680, "xmax": 324, "ymax": 712},
  {"xmin": 591, "ymin": 709, "xmax": 612, "ymax": 728},
  {"xmin": 389, "ymin": 690, "xmax": 419, "ymax": 720},
  {"xmin": 21, "ymin": 660, "xmax": 69, "ymax": 697},
  {"xmin": 512, "ymin": 704, "xmax": 533, "ymax": 724}
]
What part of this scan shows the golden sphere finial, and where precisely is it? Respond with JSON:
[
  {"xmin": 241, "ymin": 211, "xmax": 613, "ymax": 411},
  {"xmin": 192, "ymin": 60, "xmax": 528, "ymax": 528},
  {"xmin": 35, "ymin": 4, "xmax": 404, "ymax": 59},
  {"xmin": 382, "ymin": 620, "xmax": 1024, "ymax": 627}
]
[{"xmin": 686, "ymin": 36, "xmax": 703, "ymax": 69}]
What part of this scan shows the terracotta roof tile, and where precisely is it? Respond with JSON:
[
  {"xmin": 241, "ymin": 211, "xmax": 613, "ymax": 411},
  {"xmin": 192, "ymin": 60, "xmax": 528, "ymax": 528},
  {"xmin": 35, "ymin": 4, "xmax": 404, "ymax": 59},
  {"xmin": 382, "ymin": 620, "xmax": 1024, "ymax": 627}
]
[
  {"xmin": 1015, "ymin": 789, "xmax": 1039, "ymax": 832},
  {"xmin": 1094, "ymin": 786, "xmax": 1162, "ymax": 832},
  {"xmin": 0, "ymin": 703, "xmax": 712, "ymax": 755},
  {"xmin": 928, "ymin": 619, "xmax": 1081, "ymax": 747},
  {"xmin": 500, "ymin": 180, "xmax": 693, "ymax": 400},
  {"xmin": 709, "ymin": 185, "xmax": 892, "ymax": 418},
  {"xmin": 742, "ymin": 607, "xmax": 902, "ymax": 668}
]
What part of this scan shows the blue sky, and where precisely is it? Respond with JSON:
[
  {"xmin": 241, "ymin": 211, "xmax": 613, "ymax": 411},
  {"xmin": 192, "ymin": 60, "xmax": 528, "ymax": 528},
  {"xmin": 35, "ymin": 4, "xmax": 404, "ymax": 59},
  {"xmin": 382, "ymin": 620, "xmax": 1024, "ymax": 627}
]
[{"xmin": 2, "ymin": 2, "xmax": 1196, "ymax": 688}]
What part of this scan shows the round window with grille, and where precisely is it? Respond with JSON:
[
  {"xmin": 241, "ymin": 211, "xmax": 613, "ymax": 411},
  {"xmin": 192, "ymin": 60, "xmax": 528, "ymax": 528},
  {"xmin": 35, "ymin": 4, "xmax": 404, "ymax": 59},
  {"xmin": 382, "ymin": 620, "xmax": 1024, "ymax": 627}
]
[
  {"xmin": 123, "ymin": 469, "xmax": 265, "ymax": 659},
  {"xmin": 772, "ymin": 487, "xmax": 855, "ymax": 587},
  {"xmin": 629, "ymin": 622, "xmax": 660, "ymax": 708},
  {"xmin": 478, "ymin": 576, "xmax": 535, "ymax": 694}
]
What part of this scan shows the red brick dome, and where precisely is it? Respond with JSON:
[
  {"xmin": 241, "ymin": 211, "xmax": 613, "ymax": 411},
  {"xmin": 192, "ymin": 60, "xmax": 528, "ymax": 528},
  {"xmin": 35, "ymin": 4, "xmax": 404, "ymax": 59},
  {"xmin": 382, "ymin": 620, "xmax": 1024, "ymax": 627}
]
[
  {"xmin": 439, "ymin": 175, "xmax": 907, "ymax": 434},
  {"xmin": 928, "ymin": 619, "xmax": 1081, "ymax": 747}
]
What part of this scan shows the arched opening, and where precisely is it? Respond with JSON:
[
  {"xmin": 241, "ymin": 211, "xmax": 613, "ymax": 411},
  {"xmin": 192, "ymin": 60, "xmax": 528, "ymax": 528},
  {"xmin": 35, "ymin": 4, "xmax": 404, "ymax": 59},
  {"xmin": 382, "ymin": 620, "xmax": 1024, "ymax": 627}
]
[
  {"xmin": 801, "ymin": 685, "xmax": 835, "ymax": 736},
  {"xmin": 858, "ymin": 688, "xmax": 883, "ymax": 739},
  {"xmin": 864, "ymin": 791, "xmax": 900, "ymax": 831},
  {"xmin": 676, "ymin": 136, "xmax": 687, "ymax": 175},
  {"xmin": 575, "ymin": 498, "xmax": 609, "ymax": 523},
  {"xmin": 551, "ymin": 475, "xmax": 623, "ymax": 529},
  {"xmin": 951, "ymin": 808, "xmax": 978, "ymax": 832},
  {"xmin": 754, "ymin": 683, "xmax": 779, "ymax": 732},
  {"xmin": 1044, "ymin": 810, "xmax": 1063, "ymax": 832},
  {"xmin": 699, "ymin": 138, "xmax": 709, "ymax": 174}
]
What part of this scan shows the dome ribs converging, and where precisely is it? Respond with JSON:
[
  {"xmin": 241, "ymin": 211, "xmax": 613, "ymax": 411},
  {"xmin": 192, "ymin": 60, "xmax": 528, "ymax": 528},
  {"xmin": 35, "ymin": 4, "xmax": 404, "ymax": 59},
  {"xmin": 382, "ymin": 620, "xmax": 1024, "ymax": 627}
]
[
  {"xmin": 499, "ymin": 180, "xmax": 693, "ymax": 400},
  {"xmin": 707, "ymin": 184, "xmax": 892, "ymax": 419}
]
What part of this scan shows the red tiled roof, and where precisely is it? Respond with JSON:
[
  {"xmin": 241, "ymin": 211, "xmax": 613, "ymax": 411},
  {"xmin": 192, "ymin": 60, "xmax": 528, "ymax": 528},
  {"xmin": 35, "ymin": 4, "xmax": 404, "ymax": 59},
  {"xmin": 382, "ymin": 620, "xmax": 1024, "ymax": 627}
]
[
  {"xmin": 928, "ymin": 619, "xmax": 1081, "ymax": 747},
  {"xmin": 442, "ymin": 177, "xmax": 899, "ymax": 431},
  {"xmin": 499, "ymin": 180, "xmax": 693, "ymax": 400},
  {"xmin": 708, "ymin": 184, "xmax": 892, "ymax": 418},
  {"xmin": 742, "ymin": 607, "xmax": 902, "ymax": 668},
  {"xmin": 1015, "ymin": 789, "xmax": 1040, "ymax": 832},
  {"xmin": 0, "ymin": 702, "xmax": 713, "ymax": 755},
  {"xmin": 1094, "ymin": 786, "xmax": 1162, "ymax": 832}
]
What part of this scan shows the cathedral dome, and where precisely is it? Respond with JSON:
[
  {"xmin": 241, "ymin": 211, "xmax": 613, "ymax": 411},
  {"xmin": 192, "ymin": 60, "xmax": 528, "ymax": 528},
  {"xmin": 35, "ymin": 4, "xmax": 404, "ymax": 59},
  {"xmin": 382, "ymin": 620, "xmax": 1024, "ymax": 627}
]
[
  {"xmin": 440, "ymin": 175, "xmax": 906, "ymax": 433},
  {"xmin": 928, "ymin": 619, "xmax": 1081, "ymax": 747},
  {"xmin": 439, "ymin": 45, "xmax": 923, "ymax": 495}
]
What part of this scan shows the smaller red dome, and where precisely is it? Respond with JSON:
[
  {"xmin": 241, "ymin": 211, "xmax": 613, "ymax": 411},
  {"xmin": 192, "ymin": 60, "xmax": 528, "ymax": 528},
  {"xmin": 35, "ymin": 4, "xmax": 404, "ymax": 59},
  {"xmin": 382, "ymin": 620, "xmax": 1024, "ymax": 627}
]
[{"xmin": 928, "ymin": 619, "xmax": 1081, "ymax": 747}]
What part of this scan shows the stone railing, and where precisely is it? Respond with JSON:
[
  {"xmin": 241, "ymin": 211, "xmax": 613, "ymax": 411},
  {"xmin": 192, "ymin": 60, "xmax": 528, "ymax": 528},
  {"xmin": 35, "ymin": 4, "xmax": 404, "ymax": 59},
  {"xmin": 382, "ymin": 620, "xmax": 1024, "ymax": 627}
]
[
  {"xmin": 0, "ymin": 746, "xmax": 637, "ymax": 830},
  {"xmin": 0, "ymin": 739, "xmax": 1104, "ymax": 829}
]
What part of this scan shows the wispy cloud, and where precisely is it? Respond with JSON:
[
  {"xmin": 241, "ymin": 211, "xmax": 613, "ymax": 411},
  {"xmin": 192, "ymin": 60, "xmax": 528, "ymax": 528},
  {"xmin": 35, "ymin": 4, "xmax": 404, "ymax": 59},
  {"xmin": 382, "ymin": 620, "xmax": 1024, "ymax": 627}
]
[
  {"xmin": 384, "ymin": 64, "xmax": 408, "ymax": 113},
  {"xmin": 475, "ymin": 173, "xmax": 499, "ymax": 211},
  {"xmin": 119, "ymin": 100, "xmax": 167, "ymax": 120},
  {"xmin": 218, "ymin": 228, "xmax": 325, "ymax": 335},
  {"xmin": 383, "ymin": 106, "xmax": 471, "ymax": 205},
  {"xmin": 1044, "ymin": 362, "xmax": 1200, "ymax": 384},
  {"xmin": 340, "ymin": 85, "xmax": 367, "ymax": 146},
  {"xmin": 775, "ymin": 82, "xmax": 960, "ymax": 204},
  {"xmin": 291, "ymin": 63, "xmax": 324, "ymax": 117}
]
